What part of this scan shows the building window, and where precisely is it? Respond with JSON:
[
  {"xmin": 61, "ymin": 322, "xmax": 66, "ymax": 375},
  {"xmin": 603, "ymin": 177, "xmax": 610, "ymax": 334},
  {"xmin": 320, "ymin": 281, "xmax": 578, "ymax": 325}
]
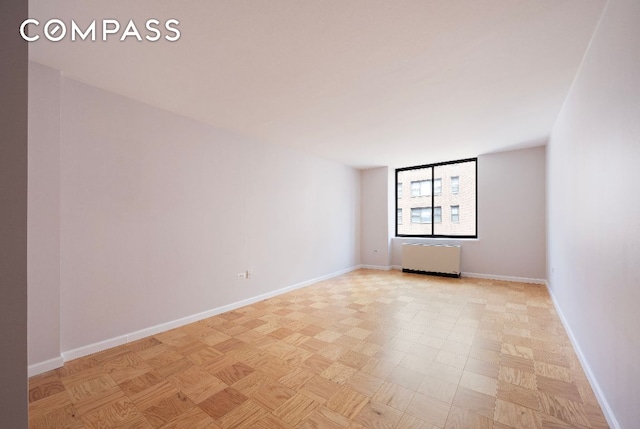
[
  {"xmin": 411, "ymin": 207, "xmax": 431, "ymax": 223},
  {"xmin": 451, "ymin": 176, "xmax": 459, "ymax": 194},
  {"xmin": 396, "ymin": 158, "xmax": 477, "ymax": 238},
  {"xmin": 397, "ymin": 208, "xmax": 402, "ymax": 225},
  {"xmin": 411, "ymin": 180, "xmax": 431, "ymax": 197},
  {"xmin": 397, "ymin": 183, "xmax": 402, "ymax": 199},
  {"xmin": 451, "ymin": 205, "xmax": 459, "ymax": 223}
]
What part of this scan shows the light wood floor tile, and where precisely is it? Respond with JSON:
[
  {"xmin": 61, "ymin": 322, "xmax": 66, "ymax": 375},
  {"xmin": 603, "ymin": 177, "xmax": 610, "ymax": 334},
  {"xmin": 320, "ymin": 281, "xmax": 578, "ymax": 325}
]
[
  {"xmin": 452, "ymin": 386, "xmax": 496, "ymax": 420},
  {"xmin": 406, "ymin": 391, "xmax": 451, "ymax": 428},
  {"xmin": 353, "ymin": 401, "xmax": 403, "ymax": 429},
  {"xmin": 273, "ymin": 392, "xmax": 322, "ymax": 426},
  {"xmin": 465, "ymin": 357, "xmax": 500, "ymax": 379},
  {"xmin": 399, "ymin": 352, "xmax": 436, "ymax": 374},
  {"xmin": 436, "ymin": 349, "xmax": 468, "ymax": 369},
  {"xmin": 253, "ymin": 413, "xmax": 296, "ymax": 429},
  {"xmin": 279, "ymin": 367, "xmax": 316, "ymax": 390},
  {"xmin": 80, "ymin": 397, "xmax": 148, "ymax": 429},
  {"xmin": 372, "ymin": 381, "xmax": 415, "ymax": 412},
  {"xmin": 321, "ymin": 362, "xmax": 358, "ymax": 386},
  {"xmin": 119, "ymin": 372, "xmax": 165, "ymax": 399},
  {"xmin": 494, "ymin": 398, "xmax": 542, "ymax": 429},
  {"xmin": 141, "ymin": 392, "xmax": 195, "ymax": 427},
  {"xmin": 496, "ymin": 380, "xmax": 540, "ymax": 411},
  {"xmin": 426, "ymin": 361, "xmax": 464, "ymax": 385},
  {"xmin": 252, "ymin": 383, "xmax": 296, "ymax": 412},
  {"xmin": 539, "ymin": 412, "xmax": 582, "ymax": 429},
  {"xmin": 459, "ymin": 370, "xmax": 498, "ymax": 397},
  {"xmin": 157, "ymin": 406, "xmax": 219, "ymax": 429},
  {"xmin": 326, "ymin": 386, "xmax": 369, "ymax": 420},
  {"xmin": 387, "ymin": 365, "xmax": 425, "ymax": 390},
  {"xmin": 128, "ymin": 381, "xmax": 178, "ymax": 412},
  {"xmin": 538, "ymin": 391, "xmax": 591, "ymax": 427},
  {"xmin": 28, "ymin": 404, "xmax": 84, "ymax": 429},
  {"xmin": 583, "ymin": 403, "xmax": 610, "ymax": 429},
  {"xmin": 28, "ymin": 270, "xmax": 608, "ymax": 429},
  {"xmin": 345, "ymin": 370, "xmax": 385, "ymax": 397},
  {"xmin": 444, "ymin": 405, "xmax": 494, "ymax": 429},
  {"xmin": 199, "ymin": 387, "xmax": 247, "ymax": 420},
  {"xmin": 536, "ymin": 375, "xmax": 582, "ymax": 403},
  {"xmin": 301, "ymin": 406, "xmax": 351, "ymax": 429},
  {"xmin": 498, "ymin": 366, "xmax": 537, "ymax": 390},
  {"xmin": 417, "ymin": 376, "xmax": 458, "ymax": 404},
  {"xmin": 73, "ymin": 386, "xmax": 129, "ymax": 416},
  {"xmin": 29, "ymin": 391, "xmax": 74, "ymax": 418},
  {"xmin": 216, "ymin": 399, "xmax": 270, "ymax": 429},
  {"xmin": 66, "ymin": 374, "xmax": 118, "ymax": 403},
  {"xmin": 396, "ymin": 413, "xmax": 440, "ymax": 429},
  {"xmin": 29, "ymin": 373, "xmax": 66, "ymax": 404},
  {"xmin": 55, "ymin": 356, "xmax": 101, "ymax": 378}
]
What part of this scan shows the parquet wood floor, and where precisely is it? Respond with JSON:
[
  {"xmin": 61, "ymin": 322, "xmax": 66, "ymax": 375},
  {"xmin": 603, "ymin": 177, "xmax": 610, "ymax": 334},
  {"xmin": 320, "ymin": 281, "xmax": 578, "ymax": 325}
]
[{"xmin": 28, "ymin": 269, "xmax": 609, "ymax": 428}]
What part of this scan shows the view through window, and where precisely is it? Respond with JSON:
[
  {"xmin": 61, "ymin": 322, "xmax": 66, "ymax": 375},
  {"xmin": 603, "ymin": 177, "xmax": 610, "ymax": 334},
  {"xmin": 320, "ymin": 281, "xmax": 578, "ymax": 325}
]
[{"xmin": 396, "ymin": 158, "xmax": 477, "ymax": 237}]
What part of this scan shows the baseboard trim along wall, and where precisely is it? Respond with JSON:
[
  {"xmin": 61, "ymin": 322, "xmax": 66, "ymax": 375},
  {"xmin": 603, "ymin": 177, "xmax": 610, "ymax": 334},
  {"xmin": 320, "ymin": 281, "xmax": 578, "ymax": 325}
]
[
  {"xmin": 360, "ymin": 264, "xmax": 392, "ymax": 270},
  {"xmin": 462, "ymin": 272, "xmax": 547, "ymax": 284},
  {"xmin": 544, "ymin": 281, "xmax": 620, "ymax": 429},
  {"xmin": 350, "ymin": 265, "xmax": 547, "ymax": 286},
  {"xmin": 28, "ymin": 356, "xmax": 65, "ymax": 377},
  {"xmin": 29, "ymin": 265, "xmax": 360, "ymax": 377}
]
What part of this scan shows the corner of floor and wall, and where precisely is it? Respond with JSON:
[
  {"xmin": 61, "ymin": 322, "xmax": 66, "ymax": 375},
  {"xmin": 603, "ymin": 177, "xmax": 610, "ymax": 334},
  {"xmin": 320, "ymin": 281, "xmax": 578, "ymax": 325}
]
[{"xmin": 23, "ymin": 0, "xmax": 639, "ymax": 428}]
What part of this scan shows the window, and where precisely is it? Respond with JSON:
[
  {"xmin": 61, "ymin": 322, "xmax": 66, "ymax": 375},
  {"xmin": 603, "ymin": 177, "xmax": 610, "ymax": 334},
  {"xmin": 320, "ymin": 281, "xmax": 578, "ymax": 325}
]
[
  {"xmin": 397, "ymin": 183, "xmax": 402, "ymax": 199},
  {"xmin": 397, "ymin": 208, "xmax": 402, "ymax": 225},
  {"xmin": 451, "ymin": 176, "xmax": 459, "ymax": 194},
  {"xmin": 434, "ymin": 206, "xmax": 442, "ymax": 223},
  {"xmin": 396, "ymin": 158, "xmax": 477, "ymax": 238},
  {"xmin": 434, "ymin": 179, "xmax": 442, "ymax": 195},
  {"xmin": 411, "ymin": 180, "xmax": 431, "ymax": 197},
  {"xmin": 451, "ymin": 205, "xmax": 459, "ymax": 223},
  {"xmin": 411, "ymin": 207, "xmax": 431, "ymax": 223}
]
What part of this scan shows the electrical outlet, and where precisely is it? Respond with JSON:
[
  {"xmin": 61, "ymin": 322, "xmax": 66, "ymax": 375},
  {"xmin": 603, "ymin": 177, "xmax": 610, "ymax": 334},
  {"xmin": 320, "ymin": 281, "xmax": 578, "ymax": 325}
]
[
  {"xmin": 246, "ymin": 270, "xmax": 252, "ymax": 279},
  {"xmin": 237, "ymin": 272, "xmax": 246, "ymax": 279}
]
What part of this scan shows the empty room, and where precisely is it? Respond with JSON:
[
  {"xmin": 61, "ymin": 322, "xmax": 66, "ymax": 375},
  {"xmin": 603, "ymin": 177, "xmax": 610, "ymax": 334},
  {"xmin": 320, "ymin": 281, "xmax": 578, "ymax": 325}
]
[{"xmin": 2, "ymin": 0, "xmax": 639, "ymax": 428}]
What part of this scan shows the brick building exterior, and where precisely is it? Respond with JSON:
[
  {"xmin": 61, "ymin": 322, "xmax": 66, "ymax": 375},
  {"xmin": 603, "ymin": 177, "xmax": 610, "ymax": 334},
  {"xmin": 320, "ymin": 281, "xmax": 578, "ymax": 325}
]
[{"xmin": 397, "ymin": 160, "xmax": 476, "ymax": 236}]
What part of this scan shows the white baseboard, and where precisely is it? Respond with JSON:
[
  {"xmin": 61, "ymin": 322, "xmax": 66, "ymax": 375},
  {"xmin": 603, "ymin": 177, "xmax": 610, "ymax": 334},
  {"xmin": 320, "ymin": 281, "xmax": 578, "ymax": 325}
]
[
  {"xmin": 545, "ymin": 281, "xmax": 620, "ymax": 429},
  {"xmin": 31, "ymin": 265, "xmax": 360, "ymax": 376},
  {"xmin": 462, "ymin": 272, "xmax": 546, "ymax": 285},
  {"xmin": 359, "ymin": 264, "xmax": 391, "ymax": 270},
  {"xmin": 28, "ymin": 356, "xmax": 64, "ymax": 377}
]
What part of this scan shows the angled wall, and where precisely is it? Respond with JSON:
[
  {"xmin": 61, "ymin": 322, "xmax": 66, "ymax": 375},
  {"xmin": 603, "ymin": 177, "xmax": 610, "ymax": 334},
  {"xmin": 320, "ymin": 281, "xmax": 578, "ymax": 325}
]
[
  {"xmin": 28, "ymin": 70, "xmax": 361, "ymax": 366},
  {"xmin": 360, "ymin": 167, "xmax": 390, "ymax": 268},
  {"xmin": 28, "ymin": 63, "xmax": 62, "ymax": 373},
  {"xmin": 547, "ymin": 0, "xmax": 640, "ymax": 427}
]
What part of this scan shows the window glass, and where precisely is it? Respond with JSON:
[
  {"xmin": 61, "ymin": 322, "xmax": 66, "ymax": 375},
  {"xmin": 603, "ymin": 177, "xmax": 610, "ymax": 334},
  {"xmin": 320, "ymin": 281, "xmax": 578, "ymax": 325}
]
[{"xmin": 396, "ymin": 159, "xmax": 476, "ymax": 238}]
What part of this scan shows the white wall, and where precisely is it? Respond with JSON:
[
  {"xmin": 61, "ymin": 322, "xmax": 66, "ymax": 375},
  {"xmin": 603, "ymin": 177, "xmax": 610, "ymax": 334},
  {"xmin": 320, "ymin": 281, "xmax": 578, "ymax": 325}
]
[
  {"xmin": 391, "ymin": 146, "xmax": 547, "ymax": 281},
  {"xmin": 28, "ymin": 63, "xmax": 61, "ymax": 371},
  {"xmin": 547, "ymin": 0, "xmax": 640, "ymax": 427},
  {"xmin": 28, "ymin": 70, "xmax": 360, "ymax": 363},
  {"xmin": 360, "ymin": 167, "xmax": 390, "ymax": 267}
]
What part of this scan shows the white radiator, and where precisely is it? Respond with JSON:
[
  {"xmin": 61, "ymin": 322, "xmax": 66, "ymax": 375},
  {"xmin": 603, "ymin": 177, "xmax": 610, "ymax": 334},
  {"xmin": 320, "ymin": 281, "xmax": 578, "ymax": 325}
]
[{"xmin": 402, "ymin": 244, "xmax": 461, "ymax": 277}]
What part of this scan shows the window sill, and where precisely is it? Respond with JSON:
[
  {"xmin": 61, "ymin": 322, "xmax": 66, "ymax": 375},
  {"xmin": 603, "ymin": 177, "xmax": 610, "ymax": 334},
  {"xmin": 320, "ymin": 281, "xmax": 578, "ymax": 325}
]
[{"xmin": 393, "ymin": 236, "xmax": 479, "ymax": 242}]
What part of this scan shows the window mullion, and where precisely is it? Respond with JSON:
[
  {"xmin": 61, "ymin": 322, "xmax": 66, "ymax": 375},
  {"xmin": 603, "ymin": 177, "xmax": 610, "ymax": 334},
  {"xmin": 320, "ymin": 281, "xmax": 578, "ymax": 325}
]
[{"xmin": 431, "ymin": 168, "xmax": 434, "ymax": 236}]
